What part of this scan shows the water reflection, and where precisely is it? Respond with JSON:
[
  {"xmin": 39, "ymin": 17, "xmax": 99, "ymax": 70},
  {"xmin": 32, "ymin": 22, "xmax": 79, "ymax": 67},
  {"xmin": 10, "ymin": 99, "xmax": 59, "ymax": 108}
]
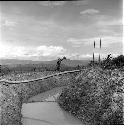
[
  {"xmin": 22, "ymin": 102, "xmax": 83, "ymax": 125},
  {"xmin": 22, "ymin": 87, "xmax": 84, "ymax": 125},
  {"xmin": 28, "ymin": 87, "xmax": 64, "ymax": 102},
  {"xmin": 22, "ymin": 116, "xmax": 56, "ymax": 125}
]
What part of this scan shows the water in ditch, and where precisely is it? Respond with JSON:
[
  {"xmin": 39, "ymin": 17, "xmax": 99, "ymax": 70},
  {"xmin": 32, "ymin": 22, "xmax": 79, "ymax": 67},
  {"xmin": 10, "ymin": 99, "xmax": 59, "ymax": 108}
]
[{"xmin": 21, "ymin": 87, "xmax": 84, "ymax": 125}]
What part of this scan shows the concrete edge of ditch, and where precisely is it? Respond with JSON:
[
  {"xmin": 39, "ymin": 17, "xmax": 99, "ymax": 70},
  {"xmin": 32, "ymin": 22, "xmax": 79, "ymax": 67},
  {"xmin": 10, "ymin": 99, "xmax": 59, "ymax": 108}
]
[
  {"xmin": 0, "ymin": 71, "xmax": 78, "ymax": 125},
  {"xmin": 0, "ymin": 70, "xmax": 81, "ymax": 125}
]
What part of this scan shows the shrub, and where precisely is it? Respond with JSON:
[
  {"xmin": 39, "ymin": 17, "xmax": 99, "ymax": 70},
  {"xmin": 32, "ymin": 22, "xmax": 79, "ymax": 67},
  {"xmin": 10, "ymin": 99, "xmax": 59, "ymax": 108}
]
[{"xmin": 101, "ymin": 54, "xmax": 124, "ymax": 70}]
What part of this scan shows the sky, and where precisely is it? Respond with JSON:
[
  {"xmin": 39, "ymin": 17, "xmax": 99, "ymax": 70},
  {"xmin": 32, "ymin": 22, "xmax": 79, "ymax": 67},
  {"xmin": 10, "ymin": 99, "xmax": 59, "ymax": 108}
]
[{"xmin": 0, "ymin": 0, "xmax": 123, "ymax": 61}]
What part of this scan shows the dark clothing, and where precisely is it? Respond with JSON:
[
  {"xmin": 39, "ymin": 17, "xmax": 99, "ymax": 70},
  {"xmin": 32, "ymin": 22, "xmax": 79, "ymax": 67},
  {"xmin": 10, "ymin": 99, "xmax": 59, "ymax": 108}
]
[
  {"xmin": 56, "ymin": 57, "xmax": 66, "ymax": 71},
  {"xmin": 56, "ymin": 59, "xmax": 62, "ymax": 71}
]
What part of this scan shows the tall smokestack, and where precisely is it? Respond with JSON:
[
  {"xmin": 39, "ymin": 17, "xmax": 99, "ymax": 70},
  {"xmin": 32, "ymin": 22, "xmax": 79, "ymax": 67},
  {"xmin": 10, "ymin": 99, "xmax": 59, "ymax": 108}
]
[
  {"xmin": 0, "ymin": 65, "xmax": 1, "ymax": 75},
  {"xmin": 93, "ymin": 52, "xmax": 94, "ymax": 66},
  {"xmin": 99, "ymin": 54, "xmax": 100, "ymax": 63},
  {"xmin": 94, "ymin": 41, "xmax": 95, "ymax": 48},
  {"xmin": 99, "ymin": 38, "xmax": 102, "ymax": 64},
  {"xmin": 100, "ymin": 38, "xmax": 101, "ymax": 49}
]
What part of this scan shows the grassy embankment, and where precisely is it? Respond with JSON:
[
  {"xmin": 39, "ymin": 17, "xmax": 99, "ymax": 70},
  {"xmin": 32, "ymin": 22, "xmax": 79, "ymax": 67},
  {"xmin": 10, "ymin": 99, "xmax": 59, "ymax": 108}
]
[
  {"xmin": 0, "ymin": 70, "xmax": 78, "ymax": 125},
  {"xmin": 58, "ymin": 67, "xmax": 124, "ymax": 125}
]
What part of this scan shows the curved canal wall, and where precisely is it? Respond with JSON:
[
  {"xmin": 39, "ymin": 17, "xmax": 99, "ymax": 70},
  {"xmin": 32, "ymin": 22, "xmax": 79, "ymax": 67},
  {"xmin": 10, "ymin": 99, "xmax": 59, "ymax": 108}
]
[{"xmin": 0, "ymin": 70, "xmax": 80, "ymax": 125}]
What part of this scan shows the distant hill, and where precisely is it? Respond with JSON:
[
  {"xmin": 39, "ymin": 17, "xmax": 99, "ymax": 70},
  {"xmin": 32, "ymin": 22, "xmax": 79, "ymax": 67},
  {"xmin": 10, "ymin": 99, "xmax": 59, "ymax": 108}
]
[
  {"xmin": 0, "ymin": 59, "xmax": 90, "ymax": 67},
  {"xmin": 0, "ymin": 59, "xmax": 40, "ymax": 65},
  {"xmin": 61, "ymin": 59, "xmax": 89, "ymax": 67}
]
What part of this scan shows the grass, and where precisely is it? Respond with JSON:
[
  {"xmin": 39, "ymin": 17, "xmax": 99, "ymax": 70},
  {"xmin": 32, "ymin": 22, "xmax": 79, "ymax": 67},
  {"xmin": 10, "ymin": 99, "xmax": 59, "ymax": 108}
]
[
  {"xmin": 58, "ymin": 67, "xmax": 123, "ymax": 125},
  {"xmin": 0, "ymin": 71, "xmax": 58, "ymax": 81}
]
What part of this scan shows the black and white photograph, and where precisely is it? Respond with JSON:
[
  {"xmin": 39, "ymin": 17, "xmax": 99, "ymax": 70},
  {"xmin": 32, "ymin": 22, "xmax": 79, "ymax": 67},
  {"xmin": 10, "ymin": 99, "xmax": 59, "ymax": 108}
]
[{"xmin": 0, "ymin": 0, "xmax": 123, "ymax": 125}]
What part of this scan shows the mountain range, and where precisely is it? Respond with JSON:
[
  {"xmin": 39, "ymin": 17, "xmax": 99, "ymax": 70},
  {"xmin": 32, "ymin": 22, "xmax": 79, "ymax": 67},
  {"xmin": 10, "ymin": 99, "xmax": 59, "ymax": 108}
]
[{"xmin": 0, "ymin": 59, "xmax": 90, "ymax": 67}]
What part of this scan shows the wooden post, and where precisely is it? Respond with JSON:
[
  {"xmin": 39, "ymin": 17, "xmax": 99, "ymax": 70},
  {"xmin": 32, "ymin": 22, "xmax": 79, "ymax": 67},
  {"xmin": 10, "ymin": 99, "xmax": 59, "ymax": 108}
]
[{"xmin": 99, "ymin": 54, "xmax": 100, "ymax": 63}]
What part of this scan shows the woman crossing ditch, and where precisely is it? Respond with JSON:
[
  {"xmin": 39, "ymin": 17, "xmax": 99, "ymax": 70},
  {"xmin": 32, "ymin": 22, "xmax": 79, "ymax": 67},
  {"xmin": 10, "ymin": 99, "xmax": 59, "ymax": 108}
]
[{"xmin": 56, "ymin": 57, "xmax": 66, "ymax": 71}]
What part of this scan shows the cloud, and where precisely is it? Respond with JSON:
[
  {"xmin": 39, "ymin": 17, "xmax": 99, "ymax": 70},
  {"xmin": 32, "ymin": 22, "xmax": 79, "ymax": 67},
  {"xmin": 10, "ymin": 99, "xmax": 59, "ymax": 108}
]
[
  {"xmin": 67, "ymin": 36, "xmax": 122, "ymax": 48},
  {"xmin": 79, "ymin": 53, "xmax": 120, "ymax": 60},
  {"xmin": 0, "ymin": 41, "xmax": 121, "ymax": 61},
  {"xmin": 79, "ymin": 54, "xmax": 93, "ymax": 59},
  {"xmin": 84, "ymin": 36, "xmax": 122, "ymax": 47},
  {"xmin": 0, "ymin": 42, "xmax": 66, "ymax": 60},
  {"xmin": 72, "ymin": 1, "xmax": 88, "ymax": 6},
  {"xmin": 0, "ymin": 43, "xmax": 26, "ymax": 58},
  {"xmin": 97, "ymin": 19, "xmax": 122, "ymax": 26},
  {"xmin": 61, "ymin": 52, "xmax": 118, "ymax": 60},
  {"xmin": 36, "ymin": 45, "xmax": 66, "ymax": 56},
  {"xmin": 2, "ymin": 19, "xmax": 17, "ymax": 27},
  {"xmin": 80, "ymin": 9, "xmax": 99, "ymax": 15},
  {"xmin": 38, "ymin": 1, "xmax": 66, "ymax": 7},
  {"xmin": 67, "ymin": 38, "xmax": 84, "ymax": 45}
]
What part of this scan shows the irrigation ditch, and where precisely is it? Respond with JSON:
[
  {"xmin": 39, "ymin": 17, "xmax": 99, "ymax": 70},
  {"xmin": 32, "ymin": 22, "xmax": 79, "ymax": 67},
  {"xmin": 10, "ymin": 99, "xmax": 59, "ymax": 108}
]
[{"xmin": 0, "ymin": 70, "xmax": 81, "ymax": 125}]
